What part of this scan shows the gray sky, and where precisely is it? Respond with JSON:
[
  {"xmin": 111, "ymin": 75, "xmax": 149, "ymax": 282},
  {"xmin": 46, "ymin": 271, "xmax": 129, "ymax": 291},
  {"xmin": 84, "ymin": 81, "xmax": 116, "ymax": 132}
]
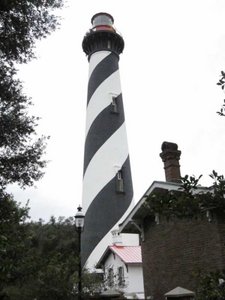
[{"xmin": 10, "ymin": 0, "xmax": 225, "ymax": 221}]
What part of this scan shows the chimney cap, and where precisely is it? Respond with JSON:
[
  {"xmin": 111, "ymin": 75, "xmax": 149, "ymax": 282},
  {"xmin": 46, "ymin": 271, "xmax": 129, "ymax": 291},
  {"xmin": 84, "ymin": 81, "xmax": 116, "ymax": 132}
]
[
  {"xmin": 160, "ymin": 141, "xmax": 182, "ymax": 183},
  {"xmin": 161, "ymin": 141, "xmax": 178, "ymax": 152}
]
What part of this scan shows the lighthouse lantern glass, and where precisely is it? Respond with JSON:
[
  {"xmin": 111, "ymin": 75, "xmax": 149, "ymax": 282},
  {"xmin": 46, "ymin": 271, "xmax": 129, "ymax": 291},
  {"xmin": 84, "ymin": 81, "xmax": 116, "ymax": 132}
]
[{"xmin": 92, "ymin": 14, "xmax": 113, "ymax": 28}]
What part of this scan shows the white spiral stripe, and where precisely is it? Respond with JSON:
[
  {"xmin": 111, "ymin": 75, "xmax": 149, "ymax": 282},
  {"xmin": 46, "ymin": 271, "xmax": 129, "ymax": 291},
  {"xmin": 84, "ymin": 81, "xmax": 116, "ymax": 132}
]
[
  {"xmin": 82, "ymin": 123, "xmax": 129, "ymax": 213},
  {"xmin": 88, "ymin": 51, "xmax": 111, "ymax": 78},
  {"xmin": 85, "ymin": 70, "xmax": 121, "ymax": 136}
]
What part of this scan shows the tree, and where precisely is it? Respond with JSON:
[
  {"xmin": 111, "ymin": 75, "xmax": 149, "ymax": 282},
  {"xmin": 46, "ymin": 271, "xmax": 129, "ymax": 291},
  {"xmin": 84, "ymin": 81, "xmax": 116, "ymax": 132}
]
[
  {"xmin": 0, "ymin": 0, "xmax": 64, "ymax": 192},
  {"xmin": 195, "ymin": 270, "xmax": 225, "ymax": 300},
  {"xmin": 1, "ymin": 211, "xmax": 106, "ymax": 299},
  {"xmin": 27, "ymin": 217, "xmax": 104, "ymax": 299},
  {"xmin": 144, "ymin": 171, "xmax": 225, "ymax": 219},
  {"xmin": 0, "ymin": 192, "xmax": 30, "ymax": 299},
  {"xmin": 26, "ymin": 216, "xmax": 79, "ymax": 300},
  {"xmin": 217, "ymin": 71, "xmax": 225, "ymax": 116},
  {"xmin": 0, "ymin": 1, "xmax": 64, "ymax": 298},
  {"xmin": 0, "ymin": 63, "xmax": 47, "ymax": 190},
  {"xmin": 1, "ymin": 215, "xmax": 79, "ymax": 300},
  {"xmin": 0, "ymin": 0, "xmax": 64, "ymax": 64}
]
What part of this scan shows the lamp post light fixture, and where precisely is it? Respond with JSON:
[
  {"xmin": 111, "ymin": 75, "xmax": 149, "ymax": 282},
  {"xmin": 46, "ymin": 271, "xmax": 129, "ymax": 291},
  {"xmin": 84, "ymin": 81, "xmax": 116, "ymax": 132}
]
[{"xmin": 75, "ymin": 206, "xmax": 85, "ymax": 300}]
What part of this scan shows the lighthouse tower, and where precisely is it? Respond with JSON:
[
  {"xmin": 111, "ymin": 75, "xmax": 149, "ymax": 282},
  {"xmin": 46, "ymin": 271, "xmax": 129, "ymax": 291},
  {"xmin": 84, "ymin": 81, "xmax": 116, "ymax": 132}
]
[{"xmin": 82, "ymin": 13, "xmax": 134, "ymax": 269}]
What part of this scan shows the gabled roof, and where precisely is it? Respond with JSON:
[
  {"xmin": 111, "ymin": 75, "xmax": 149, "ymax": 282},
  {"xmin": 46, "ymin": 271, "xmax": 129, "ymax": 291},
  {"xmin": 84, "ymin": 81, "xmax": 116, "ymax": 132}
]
[
  {"xmin": 97, "ymin": 245, "xmax": 142, "ymax": 267},
  {"xmin": 110, "ymin": 245, "xmax": 142, "ymax": 264},
  {"xmin": 119, "ymin": 180, "xmax": 209, "ymax": 234},
  {"xmin": 119, "ymin": 181, "xmax": 182, "ymax": 233},
  {"xmin": 165, "ymin": 286, "xmax": 195, "ymax": 297}
]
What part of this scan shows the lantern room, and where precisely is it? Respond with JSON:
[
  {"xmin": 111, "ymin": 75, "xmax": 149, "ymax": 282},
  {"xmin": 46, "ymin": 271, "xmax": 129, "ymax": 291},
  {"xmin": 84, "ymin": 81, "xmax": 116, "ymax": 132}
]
[{"xmin": 91, "ymin": 12, "xmax": 115, "ymax": 32}]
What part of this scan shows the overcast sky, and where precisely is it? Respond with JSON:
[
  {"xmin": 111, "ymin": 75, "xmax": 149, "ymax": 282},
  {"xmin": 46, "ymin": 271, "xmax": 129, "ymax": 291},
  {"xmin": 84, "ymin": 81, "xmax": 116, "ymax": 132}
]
[{"xmin": 10, "ymin": 0, "xmax": 225, "ymax": 221}]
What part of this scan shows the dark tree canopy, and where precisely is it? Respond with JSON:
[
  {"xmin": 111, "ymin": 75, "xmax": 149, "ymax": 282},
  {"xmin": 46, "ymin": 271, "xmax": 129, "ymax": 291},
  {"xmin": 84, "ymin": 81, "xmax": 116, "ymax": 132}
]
[
  {"xmin": 145, "ymin": 171, "xmax": 225, "ymax": 219},
  {"xmin": 0, "ymin": 62, "xmax": 47, "ymax": 189},
  {"xmin": 0, "ymin": 194, "xmax": 30, "ymax": 296},
  {"xmin": 196, "ymin": 270, "xmax": 225, "ymax": 300},
  {"xmin": 0, "ymin": 211, "xmax": 80, "ymax": 300},
  {"xmin": 0, "ymin": 0, "xmax": 64, "ymax": 191},
  {"xmin": 0, "ymin": 0, "xmax": 64, "ymax": 64},
  {"xmin": 0, "ymin": 208, "xmax": 105, "ymax": 299},
  {"xmin": 217, "ymin": 71, "xmax": 225, "ymax": 116},
  {"xmin": 0, "ymin": 1, "xmax": 65, "ymax": 296}
]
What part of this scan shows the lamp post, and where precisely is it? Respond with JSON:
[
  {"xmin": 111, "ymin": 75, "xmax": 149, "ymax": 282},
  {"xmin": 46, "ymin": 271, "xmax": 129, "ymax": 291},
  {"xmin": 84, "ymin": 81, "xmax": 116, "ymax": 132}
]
[{"xmin": 75, "ymin": 206, "xmax": 85, "ymax": 300}]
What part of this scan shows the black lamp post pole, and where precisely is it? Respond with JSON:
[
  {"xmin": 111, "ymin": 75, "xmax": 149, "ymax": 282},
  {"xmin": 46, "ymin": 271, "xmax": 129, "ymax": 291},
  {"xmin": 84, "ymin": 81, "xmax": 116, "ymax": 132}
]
[
  {"xmin": 75, "ymin": 206, "xmax": 84, "ymax": 300},
  {"xmin": 78, "ymin": 227, "xmax": 82, "ymax": 300}
]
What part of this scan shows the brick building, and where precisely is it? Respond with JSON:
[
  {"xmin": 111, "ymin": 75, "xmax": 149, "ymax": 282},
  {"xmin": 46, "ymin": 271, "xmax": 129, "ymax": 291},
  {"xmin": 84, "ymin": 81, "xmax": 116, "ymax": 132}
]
[{"xmin": 119, "ymin": 142, "xmax": 225, "ymax": 299}]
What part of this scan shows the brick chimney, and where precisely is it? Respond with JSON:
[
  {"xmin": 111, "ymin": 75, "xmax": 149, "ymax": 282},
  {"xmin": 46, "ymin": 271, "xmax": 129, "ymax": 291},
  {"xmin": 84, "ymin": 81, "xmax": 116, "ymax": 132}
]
[{"xmin": 160, "ymin": 142, "xmax": 181, "ymax": 183}]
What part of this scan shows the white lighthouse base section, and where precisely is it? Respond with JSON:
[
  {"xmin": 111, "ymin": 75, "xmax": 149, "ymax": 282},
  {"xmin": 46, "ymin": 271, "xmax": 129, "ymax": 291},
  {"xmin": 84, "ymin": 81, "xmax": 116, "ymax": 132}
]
[{"xmin": 84, "ymin": 199, "xmax": 136, "ymax": 271}]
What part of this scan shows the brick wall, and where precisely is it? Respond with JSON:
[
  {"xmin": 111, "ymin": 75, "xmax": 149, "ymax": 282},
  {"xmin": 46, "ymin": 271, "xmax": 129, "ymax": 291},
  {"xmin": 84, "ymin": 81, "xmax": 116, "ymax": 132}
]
[{"xmin": 142, "ymin": 213, "xmax": 225, "ymax": 300}]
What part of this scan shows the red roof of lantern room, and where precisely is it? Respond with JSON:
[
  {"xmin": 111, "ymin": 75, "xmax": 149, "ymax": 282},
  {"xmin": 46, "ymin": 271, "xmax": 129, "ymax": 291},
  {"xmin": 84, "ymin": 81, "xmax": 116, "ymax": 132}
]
[{"xmin": 94, "ymin": 25, "xmax": 115, "ymax": 32}]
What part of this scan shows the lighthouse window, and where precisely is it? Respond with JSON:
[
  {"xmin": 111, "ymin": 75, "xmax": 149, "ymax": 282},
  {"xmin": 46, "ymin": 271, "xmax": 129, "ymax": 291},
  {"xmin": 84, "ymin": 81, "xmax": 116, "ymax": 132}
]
[
  {"xmin": 116, "ymin": 170, "xmax": 124, "ymax": 193},
  {"xmin": 111, "ymin": 96, "xmax": 119, "ymax": 114}
]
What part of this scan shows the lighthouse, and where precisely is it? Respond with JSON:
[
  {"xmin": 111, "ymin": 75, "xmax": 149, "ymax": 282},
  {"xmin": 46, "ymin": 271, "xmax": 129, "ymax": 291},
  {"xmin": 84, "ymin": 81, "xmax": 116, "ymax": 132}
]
[{"xmin": 82, "ymin": 13, "xmax": 134, "ymax": 269}]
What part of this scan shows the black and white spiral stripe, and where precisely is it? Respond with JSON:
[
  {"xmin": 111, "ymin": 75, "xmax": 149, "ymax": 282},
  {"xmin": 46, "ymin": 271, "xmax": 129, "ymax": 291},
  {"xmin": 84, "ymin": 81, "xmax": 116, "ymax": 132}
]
[{"xmin": 82, "ymin": 50, "xmax": 134, "ymax": 269}]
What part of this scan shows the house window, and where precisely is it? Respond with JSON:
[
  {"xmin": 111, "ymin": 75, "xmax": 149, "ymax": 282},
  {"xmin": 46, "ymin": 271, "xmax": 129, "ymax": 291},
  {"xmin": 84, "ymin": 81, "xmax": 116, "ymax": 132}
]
[
  {"xmin": 116, "ymin": 170, "xmax": 124, "ymax": 193},
  {"xmin": 111, "ymin": 95, "xmax": 119, "ymax": 114},
  {"xmin": 118, "ymin": 266, "xmax": 125, "ymax": 287},
  {"xmin": 108, "ymin": 268, "xmax": 114, "ymax": 287}
]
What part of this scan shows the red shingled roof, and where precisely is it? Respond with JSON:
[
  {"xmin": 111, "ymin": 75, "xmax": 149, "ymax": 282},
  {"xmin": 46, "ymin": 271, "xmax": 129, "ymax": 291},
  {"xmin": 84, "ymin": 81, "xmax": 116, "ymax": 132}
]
[{"xmin": 109, "ymin": 245, "xmax": 142, "ymax": 264}]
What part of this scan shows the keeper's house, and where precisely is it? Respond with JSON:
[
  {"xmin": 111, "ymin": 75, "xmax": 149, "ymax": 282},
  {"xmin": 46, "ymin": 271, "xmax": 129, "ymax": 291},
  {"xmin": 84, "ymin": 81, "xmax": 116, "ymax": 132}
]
[{"xmin": 96, "ymin": 231, "xmax": 145, "ymax": 299}]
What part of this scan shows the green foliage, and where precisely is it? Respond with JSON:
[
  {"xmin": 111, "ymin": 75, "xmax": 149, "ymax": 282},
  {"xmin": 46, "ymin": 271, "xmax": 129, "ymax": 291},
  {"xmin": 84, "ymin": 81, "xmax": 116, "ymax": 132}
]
[
  {"xmin": 0, "ymin": 4, "xmax": 65, "ymax": 294},
  {"xmin": 206, "ymin": 170, "xmax": 225, "ymax": 210},
  {"xmin": 0, "ymin": 192, "xmax": 30, "ymax": 299},
  {"xmin": 82, "ymin": 270, "xmax": 104, "ymax": 297},
  {"xmin": 0, "ymin": 197, "xmax": 103, "ymax": 299},
  {"xmin": 0, "ymin": 0, "xmax": 64, "ymax": 64},
  {"xmin": 28, "ymin": 216, "xmax": 78, "ymax": 298},
  {"xmin": 217, "ymin": 71, "xmax": 225, "ymax": 116},
  {"xmin": 0, "ymin": 62, "xmax": 48, "ymax": 189},
  {"xmin": 0, "ymin": 213, "xmax": 81, "ymax": 300},
  {"xmin": 195, "ymin": 270, "xmax": 225, "ymax": 300},
  {"xmin": 144, "ymin": 172, "xmax": 225, "ymax": 219},
  {"xmin": 0, "ymin": 0, "xmax": 64, "ymax": 192}
]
